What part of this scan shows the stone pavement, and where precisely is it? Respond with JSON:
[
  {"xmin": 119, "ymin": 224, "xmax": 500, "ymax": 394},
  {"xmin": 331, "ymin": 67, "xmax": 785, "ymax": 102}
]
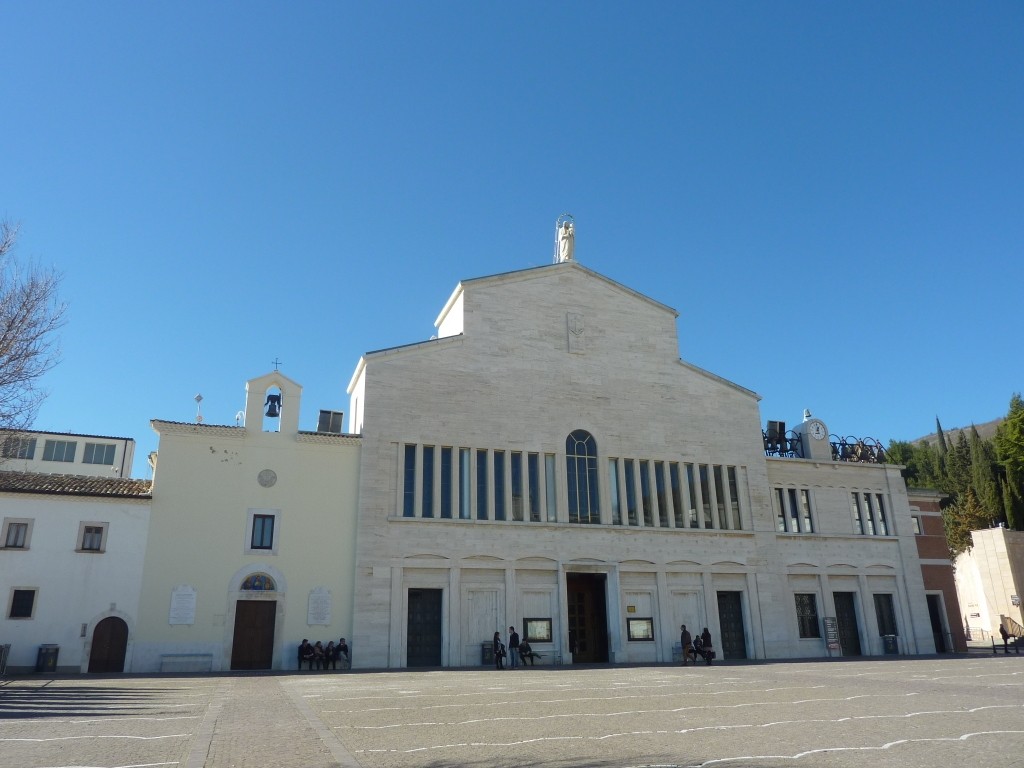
[{"xmin": 2, "ymin": 655, "xmax": 1023, "ymax": 768}]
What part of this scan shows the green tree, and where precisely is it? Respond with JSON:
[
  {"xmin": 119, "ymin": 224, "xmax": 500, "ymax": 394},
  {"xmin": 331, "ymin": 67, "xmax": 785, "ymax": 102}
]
[
  {"xmin": 942, "ymin": 487, "xmax": 996, "ymax": 559},
  {"xmin": 886, "ymin": 440, "xmax": 918, "ymax": 485},
  {"xmin": 935, "ymin": 416, "xmax": 948, "ymax": 457},
  {"xmin": 943, "ymin": 431, "xmax": 972, "ymax": 498},
  {"xmin": 969, "ymin": 425, "xmax": 1002, "ymax": 523},
  {"xmin": 994, "ymin": 393, "xmax": 1024, "ymax": 529},
  {"xmin": 1001, "ymin": 476, "xmax": 1023, "ymax": 532},
  {"xmin": 887, "ymin": 439, "xmax": 945, "ymax": 489}
]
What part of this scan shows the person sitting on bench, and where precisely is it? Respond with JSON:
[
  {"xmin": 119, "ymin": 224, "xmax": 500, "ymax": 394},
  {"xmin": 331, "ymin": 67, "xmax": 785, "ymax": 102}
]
[{"xmin": 518, "ymin": 640, "xmax": 541, "ymax": 665}]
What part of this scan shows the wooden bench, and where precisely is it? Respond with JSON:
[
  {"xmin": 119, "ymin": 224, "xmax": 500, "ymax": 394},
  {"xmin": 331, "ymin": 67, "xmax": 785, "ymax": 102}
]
[
  {"xmin": 518, "ymin": 648, "xmax": 561, "ymax": 665},
  {"xmin": 160, "ymin": 653, "xmax": 214, "ymax": 673},
  {"xmin": 519, "ymin": 649, "xmax": 542, "ymax": 665}
]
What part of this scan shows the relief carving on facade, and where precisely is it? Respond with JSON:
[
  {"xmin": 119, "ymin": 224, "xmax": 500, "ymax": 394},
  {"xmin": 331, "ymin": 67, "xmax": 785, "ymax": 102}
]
[{"xmin": 567, "ymin": 312, "xmax": 585, "ymax": 354}]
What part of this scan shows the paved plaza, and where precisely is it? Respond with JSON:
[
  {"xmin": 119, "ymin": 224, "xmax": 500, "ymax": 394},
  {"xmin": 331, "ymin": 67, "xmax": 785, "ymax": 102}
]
[{"xmin": 1, "ymin": 656, "xmax": 1023, "ymax": 768}]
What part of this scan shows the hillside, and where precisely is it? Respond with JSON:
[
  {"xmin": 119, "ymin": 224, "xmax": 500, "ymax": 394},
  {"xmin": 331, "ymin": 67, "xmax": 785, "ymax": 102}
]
[{"xmin": 912, "ymin": 416, "xmax": 1003, "ymax": 446}]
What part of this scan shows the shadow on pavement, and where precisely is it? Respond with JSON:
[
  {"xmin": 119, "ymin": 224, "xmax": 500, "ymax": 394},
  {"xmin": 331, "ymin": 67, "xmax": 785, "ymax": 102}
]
[{"xmin": 0, "ymin": 681, "xmax": 198, "ymax": 720}]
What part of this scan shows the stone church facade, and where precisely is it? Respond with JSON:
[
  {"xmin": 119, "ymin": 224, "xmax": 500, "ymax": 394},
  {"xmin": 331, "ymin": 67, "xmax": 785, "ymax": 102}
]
[{"xmin": 347, "ymin": 260, "xmax": 941, "ymax": 668}]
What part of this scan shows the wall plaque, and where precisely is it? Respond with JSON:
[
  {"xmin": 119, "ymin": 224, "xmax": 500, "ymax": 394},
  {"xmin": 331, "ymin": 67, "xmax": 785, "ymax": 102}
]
[
  {"xmin": 169, "ymin": 585, "xmax": 197, "ymax": 625},
  {"xmin": 307, "ymin": 587, "xmax": 332, "ymax": 626},
  {"xmin": 824, "ymin": 617, "xmax": 840, "ymax": 651}
]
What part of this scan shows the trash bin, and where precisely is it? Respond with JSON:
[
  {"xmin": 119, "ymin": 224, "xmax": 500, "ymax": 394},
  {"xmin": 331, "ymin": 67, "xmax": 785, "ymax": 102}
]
[
  {"xmin": 481, "ymin": 642, "xmax": 494, "ymax": 665},
  {"xmin": 882, "ymin": 635, "xmax": 898, "ymax": 655},
  {"xmin": 36, "ymin": 644, "xmax": 59, "ymax": 673}
]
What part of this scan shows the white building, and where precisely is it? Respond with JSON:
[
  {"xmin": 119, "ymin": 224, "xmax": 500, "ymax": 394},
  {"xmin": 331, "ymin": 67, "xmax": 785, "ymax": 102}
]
[
  {"xmin": 346, "ymin": 259, "xmax": 938, "ymax": 667},
  {"xmin": 1, "ymin": 429, "xmax": 136, "ymax": 478},
  {"xmin": 955, "ymin": 525, "xmax": 1024, "ymax": 640},
  {"xmin": 0, "ymin": 470, "xmax": 151, "ymax": 673},
  {"xmin": 3, "ymin": 236, "xmax": 955, "ymax": 675},
  {"xmin": 131, "ymin": 371, "xmax": 360, "ymax": 673}
]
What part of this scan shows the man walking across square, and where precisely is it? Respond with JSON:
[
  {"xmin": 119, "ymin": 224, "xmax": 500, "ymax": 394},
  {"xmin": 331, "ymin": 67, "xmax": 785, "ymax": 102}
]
[{"xmin": 508, "ymin": 626, "xmax": 520, "ymax": 669}]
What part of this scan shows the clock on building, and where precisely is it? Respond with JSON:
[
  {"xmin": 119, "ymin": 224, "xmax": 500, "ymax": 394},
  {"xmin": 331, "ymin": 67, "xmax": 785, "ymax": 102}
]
[{"xmin": 808, "ymin": 421, "xmax": 827, "ymax": 440}]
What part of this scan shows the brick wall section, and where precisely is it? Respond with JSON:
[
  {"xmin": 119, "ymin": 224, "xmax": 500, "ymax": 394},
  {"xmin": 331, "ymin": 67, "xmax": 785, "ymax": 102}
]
[
  {"xmin": 921, "ymin": 564, "xmax": 967, "ymax": 651},
  {"xmin": 907, "ymin": 489, "xmax": 966, "ymax": 651}
]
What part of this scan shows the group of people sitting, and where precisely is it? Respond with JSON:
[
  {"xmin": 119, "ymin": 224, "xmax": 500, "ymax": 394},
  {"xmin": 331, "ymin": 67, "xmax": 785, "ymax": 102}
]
[
  {"xmin": 298, "ymin": 638, "xmax": 349, "ymax": 670},
  {"xmin": 679, "ymin": 625, "xmax": 715, "ymax": 665}
]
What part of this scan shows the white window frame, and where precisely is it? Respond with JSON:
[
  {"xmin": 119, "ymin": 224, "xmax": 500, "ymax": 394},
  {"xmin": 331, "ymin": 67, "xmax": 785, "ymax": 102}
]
[
  {"xmin": 43, "ymin": 439, "xmax": 77, "ymax": 462},
  {"xmin": 2, "ymin": 436, "xmax": 37, "ymax": 459},
  {"xmin": 76, "ymin": 521, "xmax": 109, "ymax": 553},
  {"xmin": 83, "ymin": 442, "xmax": 116, "ymax": 465},
  {"xmin": 244, "ymin": 508, "xmax": 281, "ymax": 555},
  {"xmin": 8, "ymin": 587, "xmax": 38, "ymax": 619},
  {"xmin": 1, "ymin": 517, "xmax": 34, "ymax": 550}
]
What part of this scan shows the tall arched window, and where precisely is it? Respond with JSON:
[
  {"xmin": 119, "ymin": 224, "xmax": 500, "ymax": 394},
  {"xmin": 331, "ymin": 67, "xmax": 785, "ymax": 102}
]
[{"xmin": 566, "ymin": 430, "xmax": 600, "ymax": 524}]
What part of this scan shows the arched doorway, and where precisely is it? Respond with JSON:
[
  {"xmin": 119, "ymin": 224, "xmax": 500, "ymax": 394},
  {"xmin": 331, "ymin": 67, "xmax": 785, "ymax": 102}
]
[
  {"xmin": 88, "ymin": 617, "xmax": 129, "ymax": 673},
  {"xmin": 230, "ymin": 572, "xmax": 277, "ymax": 670}
]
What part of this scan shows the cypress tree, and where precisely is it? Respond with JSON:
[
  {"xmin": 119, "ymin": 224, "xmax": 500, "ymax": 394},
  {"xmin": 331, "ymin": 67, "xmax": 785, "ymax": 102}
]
[
  {"xmin": 969, "ymin": 426, "xmax": 1002, "ymax": 523},
  {"xmin": 943, "ymin": 431, "xmax": 972, "ymax": 498},
  {"xmin": 995, "ymin": 393, "xmax": 1024, "ymax": 530},
  {"xmin": 1001, "ymin": 477, "xmax": 1023, "ymax": 531}
]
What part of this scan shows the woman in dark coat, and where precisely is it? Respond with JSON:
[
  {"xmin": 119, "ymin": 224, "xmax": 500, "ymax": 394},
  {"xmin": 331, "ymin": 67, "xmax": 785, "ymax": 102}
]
[
  {"xmin": 325, "ymin": 640, "xmax": 337, "ymax": 670},
  {"xmin": 493, "ymin": 631, "xmax": 505, "ymax": 670},
  {"xmin": 700, "ymin": 628, "xmax": 714, "ymax": 664}
]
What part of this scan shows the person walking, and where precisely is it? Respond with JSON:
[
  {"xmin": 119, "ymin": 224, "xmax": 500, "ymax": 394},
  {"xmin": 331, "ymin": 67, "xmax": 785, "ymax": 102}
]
[
  {"xmin": 1000, "ymin": 624, "xmax": 1010, "ymax": 653},
  {"xmin": 508, "ymin": 626, "xmax": 520, "ymax": 669},
  {"xmin": 680, "ymin": 625, "xmax": 692, "ymax": 666}
]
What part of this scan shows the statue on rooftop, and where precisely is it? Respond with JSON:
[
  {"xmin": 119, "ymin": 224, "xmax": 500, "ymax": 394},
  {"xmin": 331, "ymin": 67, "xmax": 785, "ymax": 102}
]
[{"xmin": 556, "ymin": 216, "xmax": 575, "ymax": 262}]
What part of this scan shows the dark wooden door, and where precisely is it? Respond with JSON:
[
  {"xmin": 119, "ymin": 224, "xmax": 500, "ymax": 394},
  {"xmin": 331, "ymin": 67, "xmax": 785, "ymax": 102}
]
[
  {"xmin": 88, "ymin": 617, "xmax": 128, "ymax": 673},
  {"xmin": 230, "ymin": 600, "xmax": 276, "ymax": 670},
  {"xmin": 407, "ymin": 589, "xmax": 443, "ymax": 667},
  {"xmin": 716, "ymin": 591, "xmax": 747, "ymax": 659},
  {"xmin": 833, "ymin": 592, "xmax": 862, "ymax": 656},
  {"xmin": 927, "ymin": 594, "xmax": 947, "ymax": 652},
  {"xmin": 566, "ymin": 573, "xmax": 608, "ymax": 663}
]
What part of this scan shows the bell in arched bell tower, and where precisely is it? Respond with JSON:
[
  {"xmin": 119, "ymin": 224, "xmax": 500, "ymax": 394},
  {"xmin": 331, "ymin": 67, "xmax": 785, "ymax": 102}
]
[{"xmin": 265, "ymin": 393, "xmax": 282, "ymax": 418}]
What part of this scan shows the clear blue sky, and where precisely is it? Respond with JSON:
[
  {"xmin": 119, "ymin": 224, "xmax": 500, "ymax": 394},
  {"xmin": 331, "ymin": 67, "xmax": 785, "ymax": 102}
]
[{"xmin": 3, "ymin": 2, "xmax": 1022, "ymax": 478}]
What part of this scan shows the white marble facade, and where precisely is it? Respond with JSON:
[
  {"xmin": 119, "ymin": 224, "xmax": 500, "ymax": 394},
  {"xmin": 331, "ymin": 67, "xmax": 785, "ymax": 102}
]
[
  {"xmin": 955, "ymin": 526, "xmax": 1024, "ymax": 638},
  {"xmin": 347, "ymin": 261, "xmax": 937, "ymax": 667}
]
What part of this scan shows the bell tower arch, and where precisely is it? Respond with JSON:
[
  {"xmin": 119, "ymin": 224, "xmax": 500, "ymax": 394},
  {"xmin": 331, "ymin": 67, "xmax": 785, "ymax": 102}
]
[{"xmin": 244, "ymin": 371, "xmax": 303, "ymax": 433}]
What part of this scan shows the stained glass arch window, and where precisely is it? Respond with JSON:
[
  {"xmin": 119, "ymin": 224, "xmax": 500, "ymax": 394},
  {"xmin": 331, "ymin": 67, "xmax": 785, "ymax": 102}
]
[{"xmin": 241, "ymin": 573, "xmax": 276, "ymax": 591}]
